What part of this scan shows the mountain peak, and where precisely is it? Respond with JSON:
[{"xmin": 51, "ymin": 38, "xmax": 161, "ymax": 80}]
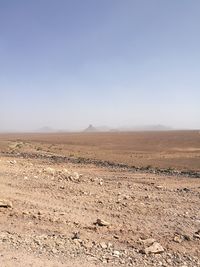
[{"xmin": 84, "ymin": 124, "xmax": 97, "ymax": 132}]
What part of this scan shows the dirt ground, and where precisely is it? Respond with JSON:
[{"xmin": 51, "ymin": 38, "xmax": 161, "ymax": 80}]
[
  {"xmin": 0, "ymin": 132, "xmax": 200, "ymax": 266},
  {"xmin": 0, "ymin": 130, "xmax": 199, "ymax": 171}
]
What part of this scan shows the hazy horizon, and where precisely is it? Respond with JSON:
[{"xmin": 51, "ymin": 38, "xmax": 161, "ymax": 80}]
[
  {"xmin": 1, "ymin": 1, "xmax": 200, "ymax": 132},
  {"xmin": 0, "ymin": 124, "xmax": 199, "ymax": 133}
]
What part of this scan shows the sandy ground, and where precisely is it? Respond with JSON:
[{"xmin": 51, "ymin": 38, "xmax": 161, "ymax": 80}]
[{"xmin": 0, "ymin": 133, "xmax": 200, "ymax": 266}]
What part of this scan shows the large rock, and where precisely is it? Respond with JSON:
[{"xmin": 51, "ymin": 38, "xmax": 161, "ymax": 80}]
[{"xmin": 144, "ymin": 242, "xmax": 164, "ymax": 254}]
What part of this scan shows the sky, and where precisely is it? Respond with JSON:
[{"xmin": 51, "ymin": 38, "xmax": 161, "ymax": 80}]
[{"xmin": 0, "ymin": 0, "xmax": 200, "ymax": 131}]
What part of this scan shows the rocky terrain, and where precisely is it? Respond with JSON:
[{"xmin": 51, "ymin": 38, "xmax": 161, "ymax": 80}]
[{"xmin": 0, "ymin": 136, "xmax": 200, "ymax": 266}]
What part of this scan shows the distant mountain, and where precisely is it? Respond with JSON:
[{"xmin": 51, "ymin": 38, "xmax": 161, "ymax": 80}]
[
  {"xmin": 35, "ymin": 124, "xmax": 172, "ymax": 133},
  {"xmin": 83, "ymin": 124, "xmax": 98, "ymax": 132},
  {"xmin": 96, "ymin": 126, "xmax": 111, "ymax": 132},
  {"xmin": 36, "ymin": 127, "xmax": 55, "ymax": 133},
  {"xmin": 117, "ymin": 124, "xmax": 172, "ymax": 132}
]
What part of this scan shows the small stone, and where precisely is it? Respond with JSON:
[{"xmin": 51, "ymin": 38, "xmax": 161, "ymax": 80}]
[
  {"xmin": 22, "ymin": 211, "xmax": 29, "ymax": 215},
  {"xmin": 183, "ymin": 188, "xmax": 190, "ymax": 192},
  {"xmin": 193, "ymin": 229, "xmax": 200, "ymax": 239},
  {"xmin": 51, "ymin": 248, "xmax": 58, "ymax": 254},
  {"xmin": 73, "ymin": 172, "xmax": 80, "ymax": 180},
  {"xmin": 63, "ymin": 169, "xmax": 71, "ymax": 175},
  {"xmin": 83, "ymin": 240, "xmax": 94, "ymax": 249},
  {"xmin": 72, "ymin": 232, "xmax": 80, "ymax": 240},
  {"xmin": 0, "ymin": 200, "xmax": 12, "ymax": 208},
  {"xmin": 166, "ymin": 259, "xmax": 172, "ymax": 264},
  {"xmin": 183, "ymin": 234, "xmax": 191, "ymax": 241},
  {"xmin": 113, "ymin": 250, "xmax": 120, "ymax": 257},
  {"xmin": 194, "ymin": 234, "xmax": 200, "ymax": 239},
  {"xmin": 95, "ymin": 219, "xmax": 110, "ymax": 226},
  {"xmin": 108, "ymin": 242, "xmax": 113, "ymax": 248},
  {"xmin": 141, "ymin": 238, "xmax": 156, "ymax": 246},
  {"xmin": 194, "ymin": 230, "xmax": 200, "ymax": 239},
  {"xmin": 100, "ymin": 242, "xmax": 107, "ymax": 249},
  {"xmin": 174, "ymin": 235, "xmax": 182, "ymax": 243},
  {"xmin": 10, "ymin": 160, "xmax": 17, "ymax": 165},
  {"xmin": 156, "ymin": 185, "xmax": 163, "ymax": 189},
  {"xmin": 44, "ymin": 167, "xmax": 55, "ymax": 175},
  {"xmin": 144, "ymin": 242, "xmax": 164, "ymax": 254}
]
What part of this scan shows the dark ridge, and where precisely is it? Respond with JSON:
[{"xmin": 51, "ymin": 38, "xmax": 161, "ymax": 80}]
[{"xmin": 1, "ymin": 151, "xmax": 200, "ymax": 178}]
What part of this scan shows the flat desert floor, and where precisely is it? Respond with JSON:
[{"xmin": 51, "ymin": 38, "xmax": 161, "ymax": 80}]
[{"xmin": 0, "ymin": 131, "xmax": 199, "ymax": 266}]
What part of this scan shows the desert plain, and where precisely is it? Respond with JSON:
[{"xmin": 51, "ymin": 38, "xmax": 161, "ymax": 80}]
[{"xmin": 0, "ymin": 130, "xmax": 200, "ymax": 266}]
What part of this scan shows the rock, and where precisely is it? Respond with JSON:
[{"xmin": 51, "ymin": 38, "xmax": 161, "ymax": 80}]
[
  {"xmin": 174, "ymin": 235, "xmax": 183, "ymax": 243},
  {"xmin": 44, "ymin": 167, "xmax": 55, "ymax": 175},
  {"xmin": 107, "ymin": 242, "xmax": 113, "ymax": 248},
  {"xmin": 51, "ymin": 248, "xmax": 58, "ymax": 254},
  {"xmin": 62, "ymin": 169, "xmax": 81, "ymax": 181},
  {"xmin": 183, "ymin": 234, "xmax": 191, "ymax": 241},
  {"xmin": 72, "ymin": 232, "xmax": 80, "ymax": 240},
  {"xmin": 83, "ymin": 240, "xmax": 94, "ymax": 249},
  {"xmin": 155, "ymin": 185, "xmax": 163, "ymax": 190},
  {"xmin": 0, "ymin": 200, "xmax": 12, "ymax": 208},
  {"xmin": 63, "ymin": 169, "xmax": 71, "ymax": 175},
  {"xmin": 9, "ymin": 160, "xmax": 17, "ymax": 165},
  {"xmin": 144, "ymin": 242, "xmax": 164, "ymax": 254},
  {"xmin": 194, "ymin": 230, "xmax": 200, "ymax": 239},
  {"xmin": 100, "ymin": 242, "xmax": 107, "ymax": 249},
  {"xmin": 113, "ymin": 250, "xmax": 120, "ymax": 257},
  {"xmin": 73, "ymin": 172, "xmax": 80, "ymax": 180},
  {"xmin": 95, "ymin": 219, "xmax": 110, "ymax": 226},
  {"xmin": 141, "ymin": 238, "xmax": 156, "ymax": 246},
  {"xmin": 183, "ymin": 187, "xmax": 190, "ymax": 192}
]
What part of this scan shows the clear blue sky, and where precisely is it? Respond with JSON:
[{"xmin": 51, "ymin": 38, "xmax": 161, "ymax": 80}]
[{"xmin": 0, "ymin": 0, "xmax": 200, "ymax": 131}]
